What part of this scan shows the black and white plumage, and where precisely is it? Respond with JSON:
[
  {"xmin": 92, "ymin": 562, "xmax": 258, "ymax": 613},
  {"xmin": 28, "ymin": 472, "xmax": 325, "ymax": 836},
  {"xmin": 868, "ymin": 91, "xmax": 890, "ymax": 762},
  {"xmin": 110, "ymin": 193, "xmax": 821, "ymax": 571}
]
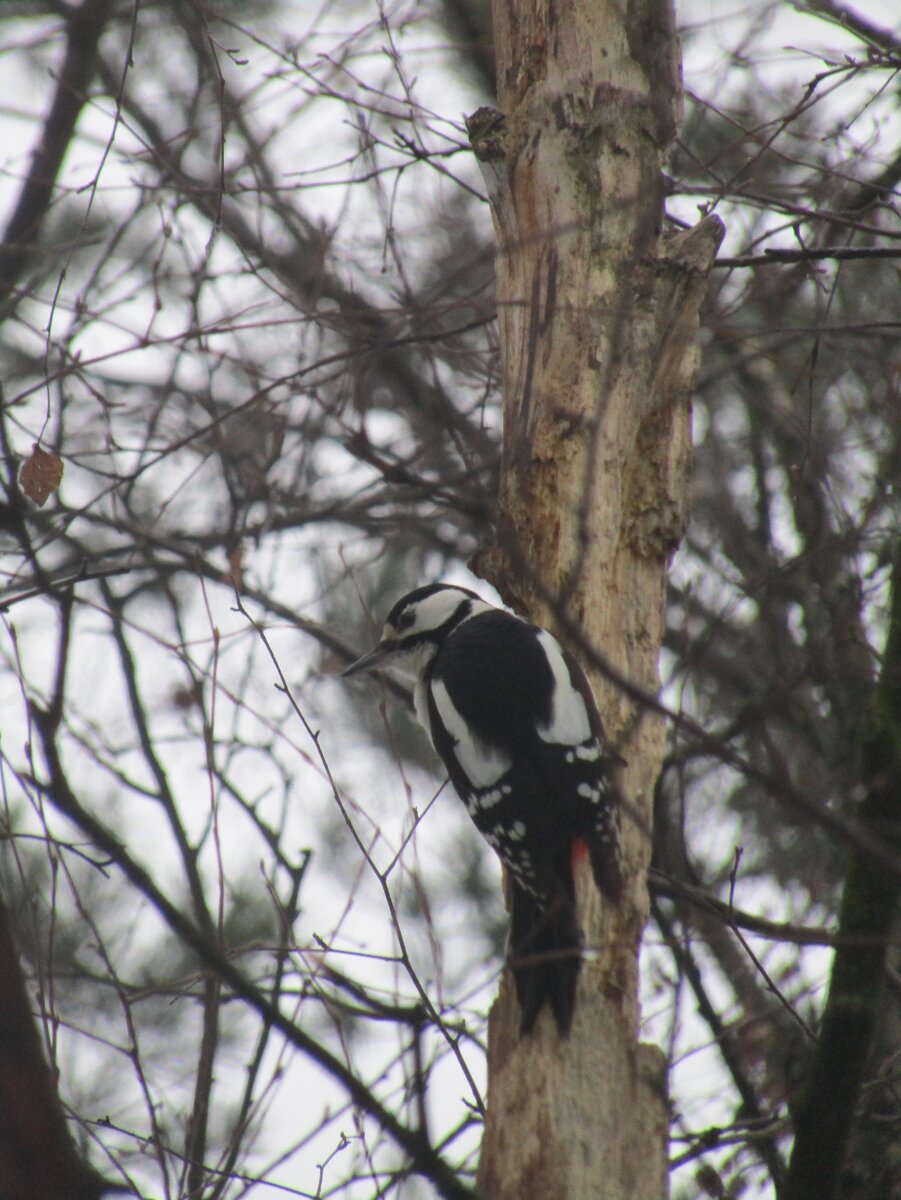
[{"xmin": 343, "ymin": 583, "xmax": 623, "ymax": 1036}]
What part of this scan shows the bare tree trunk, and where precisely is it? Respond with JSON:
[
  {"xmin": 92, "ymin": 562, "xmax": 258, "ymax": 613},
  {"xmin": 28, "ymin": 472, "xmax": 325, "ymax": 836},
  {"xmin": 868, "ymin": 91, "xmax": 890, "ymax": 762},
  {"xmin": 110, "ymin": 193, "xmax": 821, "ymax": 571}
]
[
  {"xmin": 786, "ymin": 547, "xmax": 901, "ymax": 1200},
  {"xmin": 466, "ymin": 2, "xmax": 722, "ymax": 1196}
]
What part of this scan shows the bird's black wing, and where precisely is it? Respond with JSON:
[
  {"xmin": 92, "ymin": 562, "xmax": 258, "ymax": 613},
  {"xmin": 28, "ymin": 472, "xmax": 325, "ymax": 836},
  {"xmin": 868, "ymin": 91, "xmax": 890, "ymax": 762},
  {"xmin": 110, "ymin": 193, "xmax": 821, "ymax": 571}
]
[
  {"xmin": 530, "ymin": 644, "xmax": 624, "ymax": 902},
  {"xmin": 424, "ymin": 609, "xmax": 623, "ymax": 1036},
  {"xmin": 426, "ymin": 610, "xmax": 622, "ymax": 901}
]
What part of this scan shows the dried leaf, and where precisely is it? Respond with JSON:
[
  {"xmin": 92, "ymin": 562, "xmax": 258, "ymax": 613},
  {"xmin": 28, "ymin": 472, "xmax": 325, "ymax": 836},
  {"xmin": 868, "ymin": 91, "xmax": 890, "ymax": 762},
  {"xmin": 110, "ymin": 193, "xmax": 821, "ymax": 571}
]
[
  {"xmin": 20, "ymin": 445, "xmax": 63, "ymax": 506},
  {"xmin": 170, "ymin": 683, "xmax": 203, "ymax": 711},
  {"xmin": 224, "ymin": 545, "xmax": 244, "ymax": 590}
]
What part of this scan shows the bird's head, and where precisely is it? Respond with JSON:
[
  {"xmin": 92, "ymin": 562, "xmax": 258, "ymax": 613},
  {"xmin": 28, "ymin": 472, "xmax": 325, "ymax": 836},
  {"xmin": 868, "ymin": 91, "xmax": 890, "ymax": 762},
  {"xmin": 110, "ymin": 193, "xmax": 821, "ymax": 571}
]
[{"xmin": 343, "ymin": 583, "xmax": 488, "ymax": 680}]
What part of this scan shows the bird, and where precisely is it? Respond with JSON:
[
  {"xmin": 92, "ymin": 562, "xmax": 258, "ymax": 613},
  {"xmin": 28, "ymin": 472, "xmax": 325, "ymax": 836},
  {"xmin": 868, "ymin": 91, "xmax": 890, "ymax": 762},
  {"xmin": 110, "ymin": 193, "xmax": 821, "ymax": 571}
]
[{"xmin": 343, "ymin": 582, "xmax": 623, "ymax": 1036}]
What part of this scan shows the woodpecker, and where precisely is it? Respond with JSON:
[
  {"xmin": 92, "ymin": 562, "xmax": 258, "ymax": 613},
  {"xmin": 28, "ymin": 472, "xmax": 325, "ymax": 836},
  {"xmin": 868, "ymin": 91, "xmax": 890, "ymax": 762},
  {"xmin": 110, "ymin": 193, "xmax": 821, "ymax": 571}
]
[{"xmin": 343, "ymin": 583, "xmax": 623, "ymax": 1036}]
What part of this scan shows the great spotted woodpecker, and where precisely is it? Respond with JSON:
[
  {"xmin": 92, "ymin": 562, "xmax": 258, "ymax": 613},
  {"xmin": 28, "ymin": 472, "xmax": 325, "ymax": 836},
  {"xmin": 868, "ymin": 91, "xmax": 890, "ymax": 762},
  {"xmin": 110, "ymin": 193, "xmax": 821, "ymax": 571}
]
[{"xmin": 344, "ymin": 583, "xmax": 623, "ymax": 1035}]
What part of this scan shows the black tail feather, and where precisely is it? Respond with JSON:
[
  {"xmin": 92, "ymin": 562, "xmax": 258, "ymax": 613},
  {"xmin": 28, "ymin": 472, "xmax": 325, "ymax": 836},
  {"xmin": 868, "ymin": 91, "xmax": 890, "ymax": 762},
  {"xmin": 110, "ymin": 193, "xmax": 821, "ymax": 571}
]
[
  {"xmin": 588, "ymin": 830, "xmax": 624, "ymax": 903},
  {"xmin": 509, "ymin": 881, "xmax": 583, "ymax": 1036}
]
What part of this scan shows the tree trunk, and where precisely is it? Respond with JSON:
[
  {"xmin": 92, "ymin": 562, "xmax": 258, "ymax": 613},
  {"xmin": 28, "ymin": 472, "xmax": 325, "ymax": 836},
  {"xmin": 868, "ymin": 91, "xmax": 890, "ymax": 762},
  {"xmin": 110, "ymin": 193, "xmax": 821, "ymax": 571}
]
[
  {"xmin": 787, "ymin": 547, "xmax": 901, "ymax": 1200},
  {"xmin": 0, "ymin": 901, "xmax": 108, "ymax": 1200},
  {"xmin": 466, "ymin": 2, "xmax": 722, "ymax": 1197}
]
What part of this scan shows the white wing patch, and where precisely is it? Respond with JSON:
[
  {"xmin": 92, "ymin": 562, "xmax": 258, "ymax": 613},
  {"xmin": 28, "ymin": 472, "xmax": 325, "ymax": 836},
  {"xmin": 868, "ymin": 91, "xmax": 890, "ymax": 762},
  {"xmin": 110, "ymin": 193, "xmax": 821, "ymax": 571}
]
[
  {"xmin": 535, "ymin": 630, "xmax": 592, "ymax": 745},
  {"xmin": 471, "ymin": 783, "xmax": 510, "ymax": 810},
  {"xmin": 430, "ymin": 678, "xmax": 512, "ymax": 787}
]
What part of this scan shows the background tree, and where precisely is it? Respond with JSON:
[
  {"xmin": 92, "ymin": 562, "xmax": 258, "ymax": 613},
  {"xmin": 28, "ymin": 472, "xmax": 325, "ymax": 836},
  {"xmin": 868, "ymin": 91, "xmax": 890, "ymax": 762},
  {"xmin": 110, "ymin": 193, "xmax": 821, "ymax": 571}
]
[{"xmin": 0, "ymin": 1, "xmax": 899, "ymax": 1198}]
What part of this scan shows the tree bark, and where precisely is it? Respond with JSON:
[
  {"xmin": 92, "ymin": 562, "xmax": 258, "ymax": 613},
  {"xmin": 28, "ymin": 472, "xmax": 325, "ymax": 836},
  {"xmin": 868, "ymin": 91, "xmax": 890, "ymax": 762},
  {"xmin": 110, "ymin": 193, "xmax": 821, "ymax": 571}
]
[
  {"xmin": 466, "ymin": 2, "xmax": 722, "ymax": 1197},
  {"xmin": 0, "ymin": 901, "xmax": 109, "ymax": 1200}
]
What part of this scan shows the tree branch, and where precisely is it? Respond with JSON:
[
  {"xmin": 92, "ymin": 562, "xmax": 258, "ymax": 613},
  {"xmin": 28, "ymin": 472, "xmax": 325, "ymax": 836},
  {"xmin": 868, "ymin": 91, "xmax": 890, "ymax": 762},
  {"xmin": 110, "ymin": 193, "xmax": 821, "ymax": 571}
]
[
  {"xmin": 0, "ymin": 0, "xmax": 116, "ymax": 311},
  {"xmin": 28, "ymin": 705, "xmax": 479, "ymax": 1200},
  {"xmin": 716, "ymin": 247, "xmax": 901, "ymax": 269}
]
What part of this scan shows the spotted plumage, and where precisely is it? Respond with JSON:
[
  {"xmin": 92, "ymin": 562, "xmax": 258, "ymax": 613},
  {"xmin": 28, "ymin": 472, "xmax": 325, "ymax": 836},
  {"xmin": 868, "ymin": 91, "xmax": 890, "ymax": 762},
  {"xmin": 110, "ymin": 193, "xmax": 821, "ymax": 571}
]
[{"xmin": 344, "ymin": 583, "xmax": 623, "ymax": 1035}]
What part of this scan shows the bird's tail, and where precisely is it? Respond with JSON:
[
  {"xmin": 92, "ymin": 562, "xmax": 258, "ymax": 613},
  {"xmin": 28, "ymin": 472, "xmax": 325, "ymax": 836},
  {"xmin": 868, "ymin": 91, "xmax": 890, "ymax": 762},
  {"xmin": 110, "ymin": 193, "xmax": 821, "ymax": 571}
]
[{"xmin": 509, "ymin": 878, "xmax": 582, "ymax": 1037}]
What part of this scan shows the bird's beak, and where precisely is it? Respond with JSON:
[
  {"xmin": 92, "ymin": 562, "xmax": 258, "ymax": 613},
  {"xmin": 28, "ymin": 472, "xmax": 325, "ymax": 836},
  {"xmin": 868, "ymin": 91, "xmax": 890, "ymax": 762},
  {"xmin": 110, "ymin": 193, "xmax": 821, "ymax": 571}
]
[{"xmin": 342, "ymin": 642, "xmax": 394, "ymax": 677}]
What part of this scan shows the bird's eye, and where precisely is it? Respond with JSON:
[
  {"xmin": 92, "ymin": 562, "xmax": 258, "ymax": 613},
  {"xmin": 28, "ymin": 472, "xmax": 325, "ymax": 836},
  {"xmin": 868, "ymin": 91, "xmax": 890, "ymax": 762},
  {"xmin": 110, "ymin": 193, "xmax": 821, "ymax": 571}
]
[{"xmin": 395, "ymin": 609, "xmax": 415, "ymax": 631}]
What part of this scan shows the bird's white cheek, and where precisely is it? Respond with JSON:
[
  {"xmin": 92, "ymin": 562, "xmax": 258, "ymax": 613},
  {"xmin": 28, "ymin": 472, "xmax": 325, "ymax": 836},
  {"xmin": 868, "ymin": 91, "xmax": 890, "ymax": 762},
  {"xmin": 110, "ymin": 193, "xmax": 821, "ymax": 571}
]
[{"xmin": 386, "ymin": 641, "xmax": 438, "ymax": 681}]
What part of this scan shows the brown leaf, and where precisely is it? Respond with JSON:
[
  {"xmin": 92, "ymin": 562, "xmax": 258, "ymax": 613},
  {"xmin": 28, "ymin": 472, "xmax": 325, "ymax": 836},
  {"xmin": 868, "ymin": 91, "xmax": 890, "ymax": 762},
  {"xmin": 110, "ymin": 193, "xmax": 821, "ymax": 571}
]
[
  {"xmin": 20, "ymin": 445, "xmax": 63, "ymax": 506},
  {"xmin": 224, "ymin": 544, "xmax": 244, "ymax": 590}
]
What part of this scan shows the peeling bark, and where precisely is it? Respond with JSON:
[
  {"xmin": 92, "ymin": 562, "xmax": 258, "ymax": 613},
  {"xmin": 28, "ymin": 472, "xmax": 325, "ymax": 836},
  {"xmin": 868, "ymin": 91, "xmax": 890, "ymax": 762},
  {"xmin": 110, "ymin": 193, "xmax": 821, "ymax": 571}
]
[{"xmin": 467, "ymin": 2, "xmax": 722, "ymax": 1197}]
